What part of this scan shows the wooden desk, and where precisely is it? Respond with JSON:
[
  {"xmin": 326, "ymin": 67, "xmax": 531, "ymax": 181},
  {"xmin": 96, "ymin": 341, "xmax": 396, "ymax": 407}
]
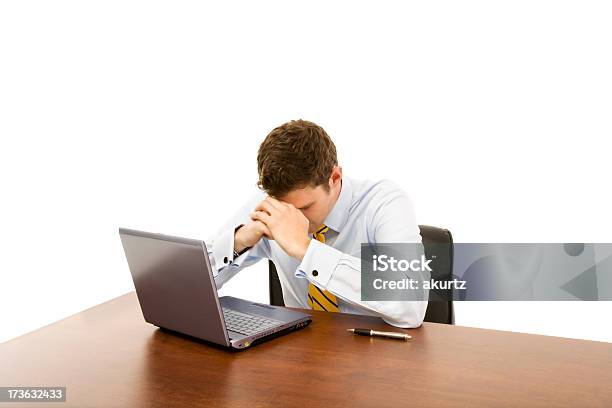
[{"xmin": 1, "ymin": 293, "xmax": 611, "ymax": 407}]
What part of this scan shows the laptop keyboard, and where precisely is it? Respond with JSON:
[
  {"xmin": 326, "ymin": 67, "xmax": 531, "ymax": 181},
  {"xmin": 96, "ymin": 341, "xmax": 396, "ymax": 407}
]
[{"xmin": 222, "ymin": 308, "xmax": 282, "ymax": 336}]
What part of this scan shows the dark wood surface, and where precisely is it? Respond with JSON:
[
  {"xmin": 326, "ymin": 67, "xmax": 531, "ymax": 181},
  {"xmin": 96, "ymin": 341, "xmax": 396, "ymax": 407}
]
[{"xmin": 1, "ymin": 292, "xmax": 611, "ymax": 407}]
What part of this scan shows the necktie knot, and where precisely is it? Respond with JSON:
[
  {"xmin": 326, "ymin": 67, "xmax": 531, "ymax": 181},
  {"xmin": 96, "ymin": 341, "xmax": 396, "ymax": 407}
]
[{"xmin": 313, "ymin": 225, "xmax": 329, "ymax": 243}]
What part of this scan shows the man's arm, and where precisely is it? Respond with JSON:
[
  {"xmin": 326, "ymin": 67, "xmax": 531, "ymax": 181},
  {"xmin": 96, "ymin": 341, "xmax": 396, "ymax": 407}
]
[
  {"xmin": 205, "ymin": 192, "xmax": 271, "ymax": 290},
  {"xmin": 295, "ymin": 188, "xmax": 428, "ymax": 328}
]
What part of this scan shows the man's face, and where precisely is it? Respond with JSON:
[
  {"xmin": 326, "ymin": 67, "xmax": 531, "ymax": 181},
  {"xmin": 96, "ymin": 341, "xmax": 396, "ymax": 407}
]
[{"xmin": 277, "ymin": 184, "xmax": 336, "ymax": 234}]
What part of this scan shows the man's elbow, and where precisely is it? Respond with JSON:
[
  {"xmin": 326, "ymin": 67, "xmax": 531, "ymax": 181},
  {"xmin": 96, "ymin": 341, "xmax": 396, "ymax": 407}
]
[{"xmin": 381, "ymin": 301, "xmax": 428, "ymax": 328}]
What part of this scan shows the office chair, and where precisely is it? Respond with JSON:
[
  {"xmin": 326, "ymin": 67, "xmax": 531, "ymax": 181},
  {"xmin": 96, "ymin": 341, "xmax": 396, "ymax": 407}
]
[{"xmin": 268, "ymin": 224, "xmax": 455, "ymax": 325}]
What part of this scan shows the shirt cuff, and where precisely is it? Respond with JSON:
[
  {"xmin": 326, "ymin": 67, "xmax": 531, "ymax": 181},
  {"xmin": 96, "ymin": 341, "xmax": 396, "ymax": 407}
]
[
  {"xmin": 210, "ymin": 227, "xmax": 234, "ymax": 270},
  {"xmin": 231, "ymin": 247, "xmax": 252, "ymax": 268},
  {"xmin": 295, "ymin": 239, "xmax": 344, "ymax": 288}
]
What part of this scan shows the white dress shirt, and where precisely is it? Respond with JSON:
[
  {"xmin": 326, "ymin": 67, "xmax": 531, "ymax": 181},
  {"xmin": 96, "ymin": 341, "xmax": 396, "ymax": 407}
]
[{"xmin": 206, "ymin": 177, "xmax": 428, "ymax": 328}]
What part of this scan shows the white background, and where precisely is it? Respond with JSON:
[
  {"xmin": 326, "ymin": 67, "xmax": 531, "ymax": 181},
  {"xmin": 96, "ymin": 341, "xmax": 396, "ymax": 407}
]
[{"xmin": 1, "ymin": 1, "xmax": 611, "ymax": 344}]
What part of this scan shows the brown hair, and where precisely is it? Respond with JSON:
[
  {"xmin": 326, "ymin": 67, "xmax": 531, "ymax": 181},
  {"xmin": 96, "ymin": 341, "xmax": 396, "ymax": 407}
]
[{"xmin": 257, "ymin": 119, "xmax": 337, "ymax": 197}]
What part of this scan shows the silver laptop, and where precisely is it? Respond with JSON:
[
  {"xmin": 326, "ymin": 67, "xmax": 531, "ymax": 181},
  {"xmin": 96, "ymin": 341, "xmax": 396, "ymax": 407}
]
[{"xmin": 119, "ymin": 228, "xmax": 311, "ymax": 349}]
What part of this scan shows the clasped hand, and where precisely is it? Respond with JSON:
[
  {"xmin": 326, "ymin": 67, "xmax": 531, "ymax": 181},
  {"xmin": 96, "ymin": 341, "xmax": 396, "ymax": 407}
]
[{"xmin": 250, "ymin": 197, "xmax": 311, "ymax": 260}]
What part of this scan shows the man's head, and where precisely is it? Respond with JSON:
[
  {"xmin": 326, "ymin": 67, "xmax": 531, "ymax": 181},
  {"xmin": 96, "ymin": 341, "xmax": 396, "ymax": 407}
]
[{"xmin": 257, "ymin": 119, "xmax": 342, "ymax": 232}]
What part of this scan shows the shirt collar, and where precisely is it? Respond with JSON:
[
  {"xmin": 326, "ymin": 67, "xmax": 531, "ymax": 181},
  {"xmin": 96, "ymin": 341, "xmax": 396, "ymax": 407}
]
[{"xmin": 323, "ymin": 177, "xmax": 353, "ymax": 233}]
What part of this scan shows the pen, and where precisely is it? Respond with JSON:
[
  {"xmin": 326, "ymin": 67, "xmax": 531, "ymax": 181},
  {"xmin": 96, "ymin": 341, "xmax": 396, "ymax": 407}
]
[{"xmin": 347, "ymin": 328, "xmax": 412, "ymax": 341}]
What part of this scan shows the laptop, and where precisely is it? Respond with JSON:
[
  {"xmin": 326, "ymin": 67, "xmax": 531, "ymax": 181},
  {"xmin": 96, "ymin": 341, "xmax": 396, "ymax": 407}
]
[{"xmin": 119, "ymin": 228, "xmax": 311, "ymax": 349}]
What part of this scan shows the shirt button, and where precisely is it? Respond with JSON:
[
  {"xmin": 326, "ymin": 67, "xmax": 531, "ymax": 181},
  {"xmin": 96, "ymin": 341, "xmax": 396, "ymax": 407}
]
[
  {"xmin": 312, "ymin": 270, "xmax": 319, "ymax": 277},
  {"xmin": 223, "ymin": 256, "xmax": 229, "ymax": 264}
]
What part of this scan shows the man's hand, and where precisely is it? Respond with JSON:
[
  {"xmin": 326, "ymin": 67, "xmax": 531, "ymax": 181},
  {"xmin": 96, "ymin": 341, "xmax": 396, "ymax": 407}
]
[
  {"xmin": 234, "ymin": 220, "xmax": 271, "ymax": 253},
  {"xmin": 251, "ymin": 197, "xmax": 311, "ymax": 260}
]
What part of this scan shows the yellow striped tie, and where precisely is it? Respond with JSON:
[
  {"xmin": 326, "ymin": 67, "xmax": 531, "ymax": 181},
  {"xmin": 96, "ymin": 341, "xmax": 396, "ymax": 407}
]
[{"xmin": 307, "ymin": 225, "xmax": 340, "ymax": 312}]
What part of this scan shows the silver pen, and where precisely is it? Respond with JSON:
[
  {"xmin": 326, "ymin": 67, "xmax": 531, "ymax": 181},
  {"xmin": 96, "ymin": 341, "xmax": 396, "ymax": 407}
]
[{"xmin": 347, "ymin": 328, "xmax": 412, "ymax": 341}]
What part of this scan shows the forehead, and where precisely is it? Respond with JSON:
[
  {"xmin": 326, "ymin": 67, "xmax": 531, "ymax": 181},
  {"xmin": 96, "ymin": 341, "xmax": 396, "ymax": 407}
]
[{"xmin": 277, "ymin": 185, "xmax": 326, "ymax": 207}]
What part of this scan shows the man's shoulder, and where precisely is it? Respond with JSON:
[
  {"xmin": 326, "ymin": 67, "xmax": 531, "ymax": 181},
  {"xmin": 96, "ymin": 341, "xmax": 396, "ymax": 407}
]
[
  {"xmin": 245, "ymin": 188, "xmax": 268, "ymax": 205},
  {"xmin": 350, "ymin": 177, "xmax": 410, "ymax": 205},
  {"xmin": 347, "ymin": 178, "xmax": 419, "ymax": 234}
]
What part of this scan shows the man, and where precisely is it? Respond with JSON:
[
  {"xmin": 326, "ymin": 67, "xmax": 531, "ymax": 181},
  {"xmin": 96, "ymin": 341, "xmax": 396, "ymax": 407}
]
[{"xmin": 207, "ymin": 119, "xmax": 427, "ymax": 328}]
